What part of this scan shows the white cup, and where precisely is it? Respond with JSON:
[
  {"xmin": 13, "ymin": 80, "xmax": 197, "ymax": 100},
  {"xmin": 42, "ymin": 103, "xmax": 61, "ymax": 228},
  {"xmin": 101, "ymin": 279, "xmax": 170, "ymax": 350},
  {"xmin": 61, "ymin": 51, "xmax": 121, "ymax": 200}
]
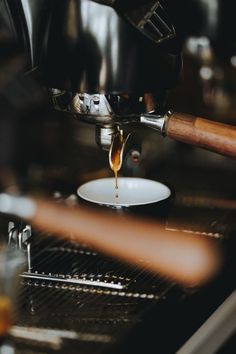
[{"xmin": 77, "ymin": 177, "xmax": 171, "ymax": 208}]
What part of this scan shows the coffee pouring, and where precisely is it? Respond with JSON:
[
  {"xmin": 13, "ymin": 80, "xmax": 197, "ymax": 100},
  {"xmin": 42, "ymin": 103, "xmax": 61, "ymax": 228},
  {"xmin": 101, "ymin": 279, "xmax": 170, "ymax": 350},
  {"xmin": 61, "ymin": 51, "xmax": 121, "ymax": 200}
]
[
  {"xmin": 43, "ymin": 0, "xmax": 236, "ymax": 159},
  {"xmin": 1, "ymin": 0, "xmax": 236, "ymax": 162}
]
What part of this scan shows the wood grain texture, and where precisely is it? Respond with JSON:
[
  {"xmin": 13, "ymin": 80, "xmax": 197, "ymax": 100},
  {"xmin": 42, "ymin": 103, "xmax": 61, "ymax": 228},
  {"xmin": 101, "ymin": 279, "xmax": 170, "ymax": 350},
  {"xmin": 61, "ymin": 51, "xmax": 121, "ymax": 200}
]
[{"xmin": 166, "ymin": 112, "xmax": 236, "ymax": 158}]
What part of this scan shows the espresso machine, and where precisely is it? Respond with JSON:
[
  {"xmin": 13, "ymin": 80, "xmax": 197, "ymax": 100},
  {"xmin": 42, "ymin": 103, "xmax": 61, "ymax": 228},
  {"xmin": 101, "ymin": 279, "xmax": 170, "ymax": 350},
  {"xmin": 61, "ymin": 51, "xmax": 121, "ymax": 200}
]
[
  {"xmin": 0, "ymin": 1, "xmax": 236, "ymax": 354},
  {"xmin": 2, "ymin": 0, "xmax": 236, "ymax": 159}
]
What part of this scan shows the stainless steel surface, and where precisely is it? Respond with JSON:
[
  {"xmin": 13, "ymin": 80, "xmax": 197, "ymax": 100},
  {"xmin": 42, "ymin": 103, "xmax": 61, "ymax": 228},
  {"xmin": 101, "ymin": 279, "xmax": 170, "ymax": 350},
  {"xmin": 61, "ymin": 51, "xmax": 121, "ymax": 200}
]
[
  {"xmin": 20, "ymin": 272, "xmax": 124, "ymax": 290},
  {"xmin": 8, "ymin": 223, "xmax": 32, "ymax": 250},
  {"xmin": 8, "ymin": 222, "xmax": 32, "ymax": 272},
  {"xmin": 96, "ymin": 125, "xmax": 118, "ymax": 151},
  {"xmin": 50, "ymin": 88, "xmax": 171, "ymax": 149},
  {"xmin": 1, "ymin": 0, "xmax": 180, "ymax": 93},
  {"xmin": 140, "ymin": 111, "xmax": 168, "ymax": 134},
  {"xmin": 10, "ymin": 326, "xmax": 112, "ymax": 348},
  {"xmin": 20, "ymin": 0, "xmax": 46, "ymax": 65},
  {"xmin": 74, "ymin": 94, "xmax": 112, "ymax": 116},
  {"xmin": 52, "ymin": 90, "xmax": 115, "ymax": 124},
  {"xmin": 0, "ymin": 0, "xmax": 180, "ymax": 151},
  {"xmin": 94, "ymin": 0, "xmax": 176, "ymax": 45},
  {"xmin": 176, "ymin": 291, "xmax": 236, "ymax": 354},
  {"xmin": 39, "ymin": 0, "xmax": 181, "ymax": 93},
  {"xmin": 122, "ymin": 0, "xmax": 176, "ymax": 45}
]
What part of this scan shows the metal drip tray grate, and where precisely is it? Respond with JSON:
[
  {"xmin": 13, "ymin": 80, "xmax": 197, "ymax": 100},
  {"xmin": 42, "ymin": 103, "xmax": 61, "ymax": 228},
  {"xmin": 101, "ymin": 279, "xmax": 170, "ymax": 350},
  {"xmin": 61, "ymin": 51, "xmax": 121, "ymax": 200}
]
[
  {"xmin": 25, "ymin": 234, "xmax": 175, "ymax": 297},
  {"xmin": 13, "ymin": 232, "xmax": 179, "ymax": 353}
]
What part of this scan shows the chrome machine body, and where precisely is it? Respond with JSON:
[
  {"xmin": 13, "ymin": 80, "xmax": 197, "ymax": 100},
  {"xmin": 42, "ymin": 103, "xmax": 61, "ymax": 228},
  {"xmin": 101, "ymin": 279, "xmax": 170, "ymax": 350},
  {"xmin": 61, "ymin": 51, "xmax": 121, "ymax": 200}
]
[{"xmin": 0, "ymin": 0, "xmax": 182, "ymax": 149}]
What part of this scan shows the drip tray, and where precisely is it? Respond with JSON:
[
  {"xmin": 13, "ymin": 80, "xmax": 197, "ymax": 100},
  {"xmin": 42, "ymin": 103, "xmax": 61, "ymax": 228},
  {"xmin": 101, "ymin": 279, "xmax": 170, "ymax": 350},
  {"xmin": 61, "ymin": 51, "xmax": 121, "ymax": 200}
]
[{"xmin": 14, "ymin": 233, "xmax": 182, "ymax": 354}]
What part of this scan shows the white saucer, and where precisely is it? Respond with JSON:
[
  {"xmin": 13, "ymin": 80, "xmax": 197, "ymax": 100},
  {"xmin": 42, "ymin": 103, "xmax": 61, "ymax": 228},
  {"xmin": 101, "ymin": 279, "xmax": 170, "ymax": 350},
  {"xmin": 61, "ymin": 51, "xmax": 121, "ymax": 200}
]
[{"xmin": 77, "ymin": 177, "xmax": 171, "ymax": 207}]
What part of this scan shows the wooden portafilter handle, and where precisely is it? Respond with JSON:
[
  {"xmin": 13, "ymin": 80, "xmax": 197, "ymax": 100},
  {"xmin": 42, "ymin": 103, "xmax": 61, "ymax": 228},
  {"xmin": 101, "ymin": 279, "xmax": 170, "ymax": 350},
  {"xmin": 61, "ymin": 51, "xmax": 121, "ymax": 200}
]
[
  {"xmin": 141, "ymin": 111, "xmax": 236, "ymax": 158},
  {"xmin": 166, "ymin": 112, "xmax": 236, "ymax": 158}
]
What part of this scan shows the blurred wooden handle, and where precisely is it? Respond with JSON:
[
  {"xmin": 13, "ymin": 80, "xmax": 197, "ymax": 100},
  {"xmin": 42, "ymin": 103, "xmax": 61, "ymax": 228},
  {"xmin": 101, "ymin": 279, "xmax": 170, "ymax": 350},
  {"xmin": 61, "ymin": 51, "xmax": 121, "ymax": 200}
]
[
  {"xmin": 0, "ymin": 193, "xmax": 222, "ymax": 287},
  {"xmin": 166, "ymin": 112, "xmax": 236, "ymax": 158}
]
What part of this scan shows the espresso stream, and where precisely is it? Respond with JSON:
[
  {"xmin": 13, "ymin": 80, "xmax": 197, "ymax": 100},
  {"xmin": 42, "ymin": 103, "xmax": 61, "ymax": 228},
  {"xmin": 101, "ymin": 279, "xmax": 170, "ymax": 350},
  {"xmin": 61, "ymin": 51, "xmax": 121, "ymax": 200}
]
[{"xmin": 109, "ymin": 131, "xmax": 124, "ymax": 199}]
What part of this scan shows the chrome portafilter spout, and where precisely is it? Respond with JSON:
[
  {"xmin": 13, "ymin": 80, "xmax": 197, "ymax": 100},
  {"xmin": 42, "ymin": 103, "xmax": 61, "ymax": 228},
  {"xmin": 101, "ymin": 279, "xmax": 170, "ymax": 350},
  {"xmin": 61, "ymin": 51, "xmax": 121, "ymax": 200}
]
[
  {"xmin": 95, "ymin": 125, "xmax": 119, "ymax": 151},
  {"xmin": 139, "ymin": 111, "xmax": 170, "ymax": 134},
  {"xmin": 50, "ymin": 91, "xmax": 148, "ymax": 151}
]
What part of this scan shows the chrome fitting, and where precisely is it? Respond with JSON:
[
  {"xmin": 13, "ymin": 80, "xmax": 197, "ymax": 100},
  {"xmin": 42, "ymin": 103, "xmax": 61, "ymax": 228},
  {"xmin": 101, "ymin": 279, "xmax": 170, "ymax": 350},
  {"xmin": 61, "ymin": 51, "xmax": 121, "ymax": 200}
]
[
  {"xmin": 95, "ymin": 125, "xmax": 118, "ymax": 151},
  {"xmin": 140, "ymin": 110, "xmax": 173, "ymax": 135}
]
